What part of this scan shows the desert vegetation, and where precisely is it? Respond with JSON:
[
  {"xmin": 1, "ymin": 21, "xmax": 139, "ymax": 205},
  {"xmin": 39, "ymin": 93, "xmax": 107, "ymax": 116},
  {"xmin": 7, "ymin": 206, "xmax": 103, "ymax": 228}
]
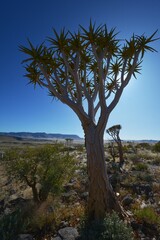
[
  {"xmin": 20, "ymin": 21, "xmax": 158, "ymax": 222},
  {"xmin": 1, "ymin": 21, "xmax": 158, "ymax": 239},
  {"xmin": 0, "ymin": 137, "xmax": 160, "ymax": 239}
]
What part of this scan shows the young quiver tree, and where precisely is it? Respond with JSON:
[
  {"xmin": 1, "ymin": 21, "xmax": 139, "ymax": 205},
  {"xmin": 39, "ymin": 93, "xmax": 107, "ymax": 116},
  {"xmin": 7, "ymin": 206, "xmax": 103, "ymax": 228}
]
[
  {"xmin": 20, "ymin": 22, "xmax": 158, "ymax": 220},
  {"xmin": 107, "ymin": 124, "xmax": 124, "ymax": 170},
  {"xmin": 4, "ymin": 145, "xmax": 75, "ymax": 203}
]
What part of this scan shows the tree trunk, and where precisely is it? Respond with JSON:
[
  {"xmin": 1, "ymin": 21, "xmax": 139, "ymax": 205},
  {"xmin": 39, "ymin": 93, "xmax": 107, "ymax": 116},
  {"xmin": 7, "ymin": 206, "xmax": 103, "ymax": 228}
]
[
  {"xmin": 31, "ymin": 184, "xmax": 40, "ymax": 203},
  {"xmin": 109, "ymin": 141, "xmax": 116, "ymax": 162},
  {"xmin": 84, "ymin": 124, "xmax": 123, "ymax": 221},
  {"xmin": 117, "ymin": 138, "xmax": 124, "ymax": 170},
  {"xmin": 39, "ymin": 186, "xmax": 50, "ymax": 202}
]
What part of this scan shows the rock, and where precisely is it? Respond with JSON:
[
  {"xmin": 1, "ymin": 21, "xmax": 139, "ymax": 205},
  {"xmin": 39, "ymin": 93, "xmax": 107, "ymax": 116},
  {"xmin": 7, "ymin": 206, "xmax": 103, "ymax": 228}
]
[
  {"xmin": 58, "ymin": 227, "xmax": 79, "ymax": 240},
  {"xmin": 132, "ymin": 184, "xmax": 153, "ymax": 198},
  {"xmin": 122, "ymin": 195, "xmax": 134, "ymax": 206},
  {"xmin": 17, "ymin": 234, "xmax": 34, "ymax": 240},
  {"xmin": 140, "ymin": 201, "xmax": 147, "ymax": 209},
  {"xmin": 60, "ymin": 220, "xmax": 69, "ymax": 228},
  {"xmin": 80, "ymin": 192, "xmax": 89, "ymax": 200}
]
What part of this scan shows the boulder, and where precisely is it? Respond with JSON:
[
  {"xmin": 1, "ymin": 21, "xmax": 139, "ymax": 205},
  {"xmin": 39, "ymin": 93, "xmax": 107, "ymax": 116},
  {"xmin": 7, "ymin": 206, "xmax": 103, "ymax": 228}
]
[{"xmin": 58, "ymin": 227, "xmax": 79, "ymax": 240}]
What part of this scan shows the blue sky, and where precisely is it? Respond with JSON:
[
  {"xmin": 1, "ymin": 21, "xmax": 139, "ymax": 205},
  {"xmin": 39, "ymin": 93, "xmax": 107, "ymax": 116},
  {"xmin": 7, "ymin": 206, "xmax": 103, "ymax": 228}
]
[{"xmin": 0, "ymin": 0, "xmax": 160, "ymax": 140}]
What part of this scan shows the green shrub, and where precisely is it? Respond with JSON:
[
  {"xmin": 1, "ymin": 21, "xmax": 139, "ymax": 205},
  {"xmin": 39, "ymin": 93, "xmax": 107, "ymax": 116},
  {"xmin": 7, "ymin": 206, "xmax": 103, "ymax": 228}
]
[
  {"xmin": 136, "ymin": 173, "xmax": 153, "ymax": 183},
  {"xmin": 3, "ymin": 144, "xmax": 76, "ymax": 203},
  {"xmin": 134, "ymin": 162, "xmax": 148, "ymax": 171},
  {"xmin": 137, "ymin": 150, "xmax": 156, "ymax": 161},
  {"xmin": 153, "ymin": 141, "xmax": 160, "ymax": 153},
  {"xmin": 101, "ymin": 212, "xmax": 134, "ymax": 240},
  {"xmin": 79, "ymin": 212, "xmax": 133, "ymax": 240},
  {"xmin": 127, "ymin": 153, "xmax": 139, "ymax": 164},
  {"xmin": 76, "ymin": 144, "xmax": 85, "ymax": 152},
  {"xmin": 134, "ymin": 207, "xmax": 160, "ymax": 226},
  {"xmin": 136, "ymin": 143, "xmax": 151, "ymax": 150}
]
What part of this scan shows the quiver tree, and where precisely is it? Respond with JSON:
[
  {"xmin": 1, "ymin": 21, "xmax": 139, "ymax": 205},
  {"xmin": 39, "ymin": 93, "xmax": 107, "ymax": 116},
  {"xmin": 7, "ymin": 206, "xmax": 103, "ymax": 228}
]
[
  {"xmin": 107, "ymin": 124, "xmax": 124, "ymax": 170},
  {"xmin": 20, "ymin": 21, "xmax": 158, "ymax": 220},
  {"xmin": 4, "ymin": 145, "xmax": 75, "ymax": 203}
]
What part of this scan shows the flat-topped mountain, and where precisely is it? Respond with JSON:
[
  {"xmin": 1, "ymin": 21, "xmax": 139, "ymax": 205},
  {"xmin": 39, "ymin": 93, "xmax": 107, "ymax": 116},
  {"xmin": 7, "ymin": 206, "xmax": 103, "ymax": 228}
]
[{"xmin": 0, "ymin": 132, "xmax": 82, "ymax": 140}]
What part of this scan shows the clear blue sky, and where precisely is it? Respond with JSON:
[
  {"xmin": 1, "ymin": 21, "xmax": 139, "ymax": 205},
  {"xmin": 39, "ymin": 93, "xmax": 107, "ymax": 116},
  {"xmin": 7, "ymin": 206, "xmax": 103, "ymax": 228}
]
[{"xmin": 0, "ymin": 0, "xmax": 160, "ymax": 140}]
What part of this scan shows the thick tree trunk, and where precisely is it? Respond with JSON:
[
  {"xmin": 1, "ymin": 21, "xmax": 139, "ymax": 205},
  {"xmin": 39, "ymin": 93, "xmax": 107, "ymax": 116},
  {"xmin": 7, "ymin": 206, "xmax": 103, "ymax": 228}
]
[{"xmin": 84, "ymin": 124, "xmax": 123, "ymax": 221}]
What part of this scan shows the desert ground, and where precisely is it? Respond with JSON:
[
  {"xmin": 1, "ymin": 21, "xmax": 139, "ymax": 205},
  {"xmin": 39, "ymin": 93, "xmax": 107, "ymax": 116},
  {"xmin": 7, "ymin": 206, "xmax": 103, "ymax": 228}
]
[{"xmin": 0, "ymin": 135, "xmax": 160, "ymax": 240}]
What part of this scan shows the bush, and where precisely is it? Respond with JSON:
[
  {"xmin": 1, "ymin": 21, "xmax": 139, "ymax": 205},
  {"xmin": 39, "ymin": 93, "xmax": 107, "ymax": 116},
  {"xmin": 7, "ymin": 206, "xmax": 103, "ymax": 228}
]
[
  {"xmin": 101, "ymin": 212, "xmax": 134, "ymax": 240},
  {"xmin": 79, "ymin": 212, "xmax": 134, "ymax": 240},
  {"xmin": 136, "ymin": 143, "xmax": 151, "ymax": 150},
  {"xmin": 4, "ymin": 144, "xmax": 76, "ymax": 203},
  {"xmin": 136, "ymin": 173, "xmax": 153, "ymax": 183},
  {"xmin": 153, "ymin": 141, "xmax": 160, "ymax": 153},
  {"xmin": 134, "ymin": 162, "xmax": 148, "ymax": 171},
  {"xmin": 134, "ymin": 207, "xmax": 160, "ymax": 226}
]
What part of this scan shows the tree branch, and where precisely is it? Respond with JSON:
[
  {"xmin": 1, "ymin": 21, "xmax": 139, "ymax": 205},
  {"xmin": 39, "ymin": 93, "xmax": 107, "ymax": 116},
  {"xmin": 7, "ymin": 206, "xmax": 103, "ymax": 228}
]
[{"xmin": 108, "ymin": 52, "xmax": 140, "ymax": 113}]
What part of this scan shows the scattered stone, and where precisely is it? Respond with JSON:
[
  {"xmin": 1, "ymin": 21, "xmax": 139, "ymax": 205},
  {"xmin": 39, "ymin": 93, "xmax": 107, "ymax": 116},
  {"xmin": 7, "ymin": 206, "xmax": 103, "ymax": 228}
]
[
  {"xmin": 132, "ymin": 184, "xmax": 153, "ymax": 198},
  {"xmin": 122, "ymin": 195, "xmax": 134, "ymax": 206},
  {"xmin": 58, "ymin": 227, "xmax": 79, "ymax": 240},
  {"xmin": 140, "ymin": 200, "xmax": 147, "ymax": 209},
  {"xmin": 80, "ymin": 191, "xmax": 89, "ymax": 200},
  {"xmin": 60, "ymin": 220, "xmax": 69, "ymax": 228}
]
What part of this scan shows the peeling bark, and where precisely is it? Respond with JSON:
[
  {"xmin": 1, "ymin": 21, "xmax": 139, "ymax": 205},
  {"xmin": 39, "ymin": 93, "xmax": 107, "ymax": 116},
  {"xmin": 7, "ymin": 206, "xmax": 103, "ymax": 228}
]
[{"xmin": 84, "ymin": 123, "xmax": 123, "ymax": 221}]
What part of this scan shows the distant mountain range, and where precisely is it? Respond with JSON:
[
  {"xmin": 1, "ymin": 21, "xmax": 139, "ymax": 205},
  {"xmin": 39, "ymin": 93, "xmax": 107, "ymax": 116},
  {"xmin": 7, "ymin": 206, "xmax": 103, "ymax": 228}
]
[
  {"xmin": 0, "ymin": 132, "xmax": 159, "ymax": 143},
  {"xmin": 0, "ymin": 132, "xmax": 82, "ymax": 140}
]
